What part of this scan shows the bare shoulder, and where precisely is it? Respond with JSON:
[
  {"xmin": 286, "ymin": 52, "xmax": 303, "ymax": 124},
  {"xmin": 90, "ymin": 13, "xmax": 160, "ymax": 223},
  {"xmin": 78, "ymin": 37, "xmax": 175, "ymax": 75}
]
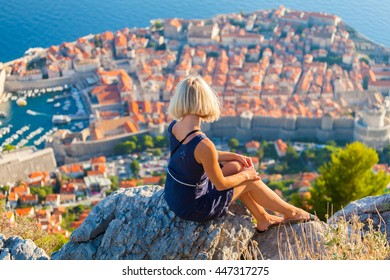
[
  {"xmin": 196, "ymin": 137, "xmax": 215, "ymax": 152},
  {"xmin": 194, "ymin": 137, "xmax": 217, "ymax": 163}
]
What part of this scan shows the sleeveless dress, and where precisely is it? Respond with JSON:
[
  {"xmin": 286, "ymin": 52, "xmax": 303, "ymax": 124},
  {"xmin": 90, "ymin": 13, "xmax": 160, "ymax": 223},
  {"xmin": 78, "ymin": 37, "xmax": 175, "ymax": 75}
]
[{"xmin": 164, "ymin": 120, "xmax": 234, "ymax": 222}]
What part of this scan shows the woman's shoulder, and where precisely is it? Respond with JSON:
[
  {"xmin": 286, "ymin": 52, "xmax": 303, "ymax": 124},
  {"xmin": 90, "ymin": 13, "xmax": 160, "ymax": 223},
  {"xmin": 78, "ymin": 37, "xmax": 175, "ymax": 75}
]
[
  {"xmin": 168, "ymin": 120, "xmax": 177, "ymax": 133},
  {"xmin": 194, "ymin": 136, "xmax": 215, "ymax": 152}
]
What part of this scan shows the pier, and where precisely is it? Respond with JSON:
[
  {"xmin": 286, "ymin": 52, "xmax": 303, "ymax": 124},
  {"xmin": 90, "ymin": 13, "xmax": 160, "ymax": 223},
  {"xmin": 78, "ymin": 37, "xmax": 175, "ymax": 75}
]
[{"xmin": 70, "ymin": 115, "xmax": 89, "ymax": 121}]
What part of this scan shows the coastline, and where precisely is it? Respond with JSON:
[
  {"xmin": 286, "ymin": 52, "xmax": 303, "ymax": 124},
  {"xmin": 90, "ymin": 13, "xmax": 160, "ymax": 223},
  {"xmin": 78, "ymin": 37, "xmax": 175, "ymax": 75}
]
[
  {"xmin": 1, "ymin": 6, "xmax": 390, "ymax": 157},
  {"xmin": 0, "ymin": 8, "xmax": 389, "ymax": 69}
]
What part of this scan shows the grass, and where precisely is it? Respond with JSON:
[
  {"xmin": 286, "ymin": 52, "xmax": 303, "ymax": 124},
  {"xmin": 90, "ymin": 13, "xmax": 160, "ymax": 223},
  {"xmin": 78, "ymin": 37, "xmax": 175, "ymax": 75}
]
[
  {"xmin": 268, "ymin": 215, "xmax": 389, "ymax": 260},
  {"xmin": 0, "ymin": 209, "xmax": 68, "ymax": 256}
]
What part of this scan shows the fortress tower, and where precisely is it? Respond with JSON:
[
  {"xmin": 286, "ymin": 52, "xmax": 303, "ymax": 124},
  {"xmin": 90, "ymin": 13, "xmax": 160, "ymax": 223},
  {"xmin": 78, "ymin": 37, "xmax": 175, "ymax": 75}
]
[
  {"xmin": 240, "ymin": 110, "xmax": 253, "ymax": 130},
  {"xmin": 354, "ymin": 102, "xmax": 390, "ymax": 150}
]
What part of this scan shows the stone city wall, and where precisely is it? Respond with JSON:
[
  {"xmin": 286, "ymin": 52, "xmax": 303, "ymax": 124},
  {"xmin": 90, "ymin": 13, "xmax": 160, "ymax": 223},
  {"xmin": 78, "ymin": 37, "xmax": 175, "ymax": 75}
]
[
  {"xmin": 205, "ymin": 115, "xmax": 354, "ymax": 143},
  {"xmin": 0, "ymin": 148, "xmax": 57, "ymax": 185},
  {"xmin": 62, "ymin": 130, "xmax": 149, "ymax": 163},
  {"xmin": 4, "ymin": 71, "xmax": 95, "ymax": 91}
]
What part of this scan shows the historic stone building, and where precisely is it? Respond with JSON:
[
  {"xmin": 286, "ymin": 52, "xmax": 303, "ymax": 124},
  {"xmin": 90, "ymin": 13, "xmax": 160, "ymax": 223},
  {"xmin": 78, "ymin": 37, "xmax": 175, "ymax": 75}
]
[{"xmin": 354, "ymin": 98, "xmax": 390, "ymax": 150}]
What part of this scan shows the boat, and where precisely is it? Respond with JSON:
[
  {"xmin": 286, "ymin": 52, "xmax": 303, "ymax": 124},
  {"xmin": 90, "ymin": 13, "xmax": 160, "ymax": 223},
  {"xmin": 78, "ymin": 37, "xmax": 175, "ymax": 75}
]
[
  {"xmin": 0, "ymin": 111, "xmax": 6, "ymax": 118},
  {"xmin": 52, "ymin": 115, "xmax": 71, "ymax": 124},
  {"xmin": 26, "ymin": 109, "xmax": 38, "ymax": 115},
  {"xmin": 54, "ymin": 102, "xmax": 61, "ymax": 108},
  {"xmin": 47, "ymin": 98, "xmax": 54, "ymax": 103},
  {"xmin": 16, "ymin": 98, "xmax": 27, "ymax": 106}
]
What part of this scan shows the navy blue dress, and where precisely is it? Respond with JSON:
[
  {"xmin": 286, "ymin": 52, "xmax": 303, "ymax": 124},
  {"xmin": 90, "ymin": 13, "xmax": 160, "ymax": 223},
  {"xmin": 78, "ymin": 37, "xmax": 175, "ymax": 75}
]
[{"xmin": 164, "ymin": 120, "xmax": 234, "ymax": 222}]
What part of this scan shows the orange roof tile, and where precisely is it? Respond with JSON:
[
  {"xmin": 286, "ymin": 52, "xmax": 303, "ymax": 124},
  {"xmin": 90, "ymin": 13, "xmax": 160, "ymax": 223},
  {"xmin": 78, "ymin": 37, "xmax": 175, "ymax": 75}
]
[
  {"xmin": 124, "ymin": 121, "xmax": 138, "ymax": 133},
  {"xmin": 101, "ymin": 31, "xmax": 115, "ymax": 41},
  {"xmin": 11, "ymin": 185, "xmax": 30, "ymax": 195},
  {"xmin": 142, "ymin": 176, "xmax": 162, "ymax": 185},
  {"xmin": 245, "ymin": 141, "xmax": 261, "ymax": 149},
  {"xmin": 46, "ymin": 194, "xmax": 60, "ymax": 202},
  {"xmin": 20, "ymin": 194, "xmax": 38, "ymax": 202},
  {"xmin": 8, "ymin": 193, "xmax": 18, "ymax": 201},
  {"xmin": 91, "ymin": 156, "xmax": 107, "ymax": 164},
  {"xmin": 15, "ymin": 207, "xmax": 34, "ymax": 217},
  {"xmin": 120, "ymin": 180, "xmax": 138, "ymax": 188}
]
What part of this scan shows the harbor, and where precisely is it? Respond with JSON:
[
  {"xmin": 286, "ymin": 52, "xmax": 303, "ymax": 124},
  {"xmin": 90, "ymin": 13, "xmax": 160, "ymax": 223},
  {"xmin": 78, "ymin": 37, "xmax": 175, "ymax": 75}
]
[{"xmin": 0, "ymin": 85, "xmax": 90, "ymax": 152}]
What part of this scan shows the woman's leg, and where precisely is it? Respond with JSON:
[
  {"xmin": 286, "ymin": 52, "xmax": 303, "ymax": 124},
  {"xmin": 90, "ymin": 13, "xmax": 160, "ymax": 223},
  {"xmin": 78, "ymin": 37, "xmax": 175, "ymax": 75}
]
[
  {"xmin": 231, "ymin": 177, "xmax": 312, "ymax": 221},
  {"xmin": 239, "ymin": 192, "xmax": 283, "ymax": 231},
  {"xmin": 221, "ymin": 161, "xmax": 283, "ymax": 230}
]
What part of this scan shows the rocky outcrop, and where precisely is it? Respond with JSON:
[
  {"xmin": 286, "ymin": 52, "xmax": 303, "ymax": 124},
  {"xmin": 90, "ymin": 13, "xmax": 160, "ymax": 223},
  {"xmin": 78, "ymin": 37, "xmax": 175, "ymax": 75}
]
[
  {"xmin": 52, "ymin": 186, "xmax": 255, "ymax": 260},
  {"xmin": 329, "ymin": 193, "xmax": 390, "ymax": 241},
  {"xmin": 0, "ymin": 234, "xmax": 49, "ymax": 260},
  {"xmin": 50, "ymin": 187, "xmax": 390, "ymax": 260}
]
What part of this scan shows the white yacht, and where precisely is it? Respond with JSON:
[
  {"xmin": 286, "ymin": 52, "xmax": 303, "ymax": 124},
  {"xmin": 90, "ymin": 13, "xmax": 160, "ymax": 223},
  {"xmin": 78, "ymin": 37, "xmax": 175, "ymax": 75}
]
[{"xmin": 52, "ymin": 115, "xmax": 71, "ymax": 124}]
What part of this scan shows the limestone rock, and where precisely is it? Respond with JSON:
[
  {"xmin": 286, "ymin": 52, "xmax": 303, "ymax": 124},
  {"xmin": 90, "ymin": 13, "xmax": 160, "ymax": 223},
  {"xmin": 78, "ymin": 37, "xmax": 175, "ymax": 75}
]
[
  {"xmin": 0, "ymin": 233, "xmax": 5, "ymax": 249},
  {"xmin": 254, "ymin": 221, "xmax": 327, "ymax": 260},
  {"xmin": 329, "ymin": 193, "xmax": 390, "ymax": 241},
  {"xmin": 52, "ymin": 186, "xmax": 255, "ymax": 260},
  {"xmin": 50, "ymin": 186, "xmax": 390, "ymax": 260},
  {"xmin": 0, "ymin": 235, "xmax": 49, "ymax": 260}
]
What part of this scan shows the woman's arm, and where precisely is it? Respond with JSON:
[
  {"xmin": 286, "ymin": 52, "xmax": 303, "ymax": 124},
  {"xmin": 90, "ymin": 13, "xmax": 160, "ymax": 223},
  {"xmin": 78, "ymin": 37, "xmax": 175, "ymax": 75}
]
[
  {"xmin": 217, "ymin": 150, "xmax": 253, "ymax": 168},
  {"xmin": 195, "ymin": 138, "xmax": 260, "ymax": 191}
]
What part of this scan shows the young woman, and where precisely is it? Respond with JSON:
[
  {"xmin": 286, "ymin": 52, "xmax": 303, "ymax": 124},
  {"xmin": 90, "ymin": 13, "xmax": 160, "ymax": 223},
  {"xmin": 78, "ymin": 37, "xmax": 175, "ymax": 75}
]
[{"xmin": 164, "ymin": 74, "xmax": 316, "ymax": 232}]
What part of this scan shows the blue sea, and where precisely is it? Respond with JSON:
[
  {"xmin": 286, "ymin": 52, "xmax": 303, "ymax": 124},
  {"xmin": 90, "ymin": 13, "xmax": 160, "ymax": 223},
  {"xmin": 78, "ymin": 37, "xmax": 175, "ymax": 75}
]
[
  {"xmin": 0, "ymin": 0, "xmax": 389, "ymax": 149},
  {"xmin": 0, "ymin": 0, "xmax": 389, "ymax": 62}
]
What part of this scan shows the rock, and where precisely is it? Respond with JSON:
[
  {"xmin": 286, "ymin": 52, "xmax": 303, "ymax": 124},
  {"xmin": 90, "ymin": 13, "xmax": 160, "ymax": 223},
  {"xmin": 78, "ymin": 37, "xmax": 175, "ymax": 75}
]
[
  {"xmin": 329, "ymin": 193, "xmax": 390, "ymax": 241},
  {"xmin": 0, "ymin": 233, "xmax": 5, "ymax": 249},
  {"xmin": 0, "ymin": 249, "xmax": 11, "ymax": 260},
  {"xmin": 253, "ymin": 222, "xmax": 328, "ymax": 260},
  {"xmin": 52, "ymin": 186, "xmax": 254, "ymax": 260},
  {"xmin": 51, "ymin": 186, "xmax": 390, "ymax": 260},
  {"xmin": 0, "ymin": 235, "xmax": 49, "ymax": 260}
]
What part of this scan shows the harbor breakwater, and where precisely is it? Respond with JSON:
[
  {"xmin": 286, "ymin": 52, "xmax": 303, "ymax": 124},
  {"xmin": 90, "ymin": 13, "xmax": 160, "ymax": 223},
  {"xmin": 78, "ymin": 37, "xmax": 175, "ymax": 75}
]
[{"xmin": 4, "ymin": 71, "xmax": 96, "ymax": 92}]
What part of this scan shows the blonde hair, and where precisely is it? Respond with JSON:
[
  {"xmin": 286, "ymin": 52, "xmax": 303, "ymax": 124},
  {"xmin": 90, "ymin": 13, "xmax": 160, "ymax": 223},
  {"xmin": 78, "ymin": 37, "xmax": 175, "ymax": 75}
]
[{"xmin": 168, "ymin": 74, "xmax": 221, "ymax": 123}]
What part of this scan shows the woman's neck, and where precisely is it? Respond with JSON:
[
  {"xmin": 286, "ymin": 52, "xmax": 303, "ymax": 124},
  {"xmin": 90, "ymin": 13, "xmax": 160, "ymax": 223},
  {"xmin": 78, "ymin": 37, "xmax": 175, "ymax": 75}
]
[{"xmin": 180, "ymin": 114, "xmax": 201, "ymax": 130}]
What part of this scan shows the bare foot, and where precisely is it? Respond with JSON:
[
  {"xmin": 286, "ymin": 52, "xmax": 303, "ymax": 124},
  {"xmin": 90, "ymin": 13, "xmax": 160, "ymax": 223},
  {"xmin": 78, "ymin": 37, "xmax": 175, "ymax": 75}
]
[
  {"xmin": 256, "ymin": 214, "xmax": 284, "ymax": 232},
  {"xmin": 283, "ymin": 207, "xmax": 318, "ymax": 222}
]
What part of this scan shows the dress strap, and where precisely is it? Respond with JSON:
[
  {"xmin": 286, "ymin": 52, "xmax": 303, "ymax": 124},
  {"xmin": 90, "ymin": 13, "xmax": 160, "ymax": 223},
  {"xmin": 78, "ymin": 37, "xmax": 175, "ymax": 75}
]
[
  {"xmin": 179, "ymin": 129, "xmax": 202, "ymax": 144},
  {"xmin": 171, "ymin": 129, "xmax": 201, "ymax": 157}
]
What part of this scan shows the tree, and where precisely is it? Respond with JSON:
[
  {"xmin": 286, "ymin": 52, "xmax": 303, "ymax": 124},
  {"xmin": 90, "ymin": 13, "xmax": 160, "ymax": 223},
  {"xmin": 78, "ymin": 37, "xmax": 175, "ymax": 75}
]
[
  {"xmin": 141, "ymin": 135, "xmax": 154, "ymax": 150},
  {"xmin": 256, "ymin": 146, "xmax": 264, "ymax": 161},
  {"xmin": 380, "ymin": 143, "xmax": 390, "ymax": 163},
  {"xmin": 0, "ymin": 186, "xmax": 10, "ymax": 194},
  {"xmin": 310, "ymin": 142, "xmax": 390, "ymax": 220},
  {"xmin": 228, "ymin": 138, "xmax": 240, "ymax": 150},
  {"xmin": 153, "ymin": 148, "xmax": 162, "ymax": 157},
  {"xmin": 159, "ymin": 174, "xmax": 166, "ymax": 186},
  {"xmin": 114, "ymin": 141, "xmax": 136, "ymax": 155},
  {"xmin": 313, "ymin": 146, "xmax": 337, "ymax": 170},
  {"xmin": 130, "ymin": 160, "xmax": 140, "ymax": 178},
  {"xmin": 109, "ymin": 175, "xmax": 119, "ymax": 192},
  {"xmin": 285, "ymin": 145, "xmax": 299, "ymax": 164},
  {"xmin": 30, "ymin": 186, "xmax": 53, "ymax": 204},
  {"xmin": 154, "ymin": 135, "xmax": 167, "ymax": 148},
  {"xmin": 3, "ymin": 144, "xmax": 16, "ymax": 152},
  {"xmin": 152, "ymin": 20, "xmax": 164, "ymax": 30},
  {"xmin": 262, "ymin": 140, "xmax": 277, "ymax": 159}
]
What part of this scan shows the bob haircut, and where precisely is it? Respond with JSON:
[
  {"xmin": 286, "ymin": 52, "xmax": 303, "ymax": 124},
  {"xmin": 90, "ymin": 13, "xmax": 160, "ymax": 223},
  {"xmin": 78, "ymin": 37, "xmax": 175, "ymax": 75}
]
[{"xmin": 168, "ymin": 74, "xmax": 221, "ymax": 123}]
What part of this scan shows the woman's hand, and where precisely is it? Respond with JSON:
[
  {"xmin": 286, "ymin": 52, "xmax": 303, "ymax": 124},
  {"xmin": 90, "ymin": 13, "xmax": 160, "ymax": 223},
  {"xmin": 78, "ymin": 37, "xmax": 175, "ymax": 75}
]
[
  {"xmin": 234, "ymin": 154, "xmax": 253, "ymax": 168},
  {"xmin": 241, "ymin": 166, "xmax": 261, "ymax": 181}
]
